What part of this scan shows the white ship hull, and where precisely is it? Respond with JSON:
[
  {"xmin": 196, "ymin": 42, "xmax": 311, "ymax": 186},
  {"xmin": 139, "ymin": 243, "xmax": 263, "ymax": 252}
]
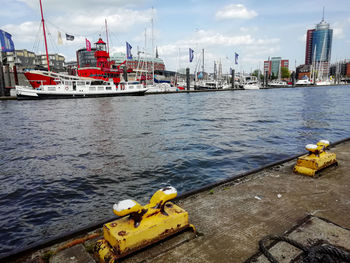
[{"xmin": 16, "ymin": 80, "xmax": 147, "ymax": 100}]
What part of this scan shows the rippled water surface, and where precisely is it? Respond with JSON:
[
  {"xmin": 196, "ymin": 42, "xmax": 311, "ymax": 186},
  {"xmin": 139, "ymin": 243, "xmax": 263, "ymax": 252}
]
[{"xmin": 1, "ymin": 86, "xmax": 350, "ymax": 256}]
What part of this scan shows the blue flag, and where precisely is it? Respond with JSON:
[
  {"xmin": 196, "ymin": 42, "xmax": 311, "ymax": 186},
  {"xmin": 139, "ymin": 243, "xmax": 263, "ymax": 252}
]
[
  {"xmin": 126, "ymin": 42, "xmax": 133, "ymax": 59},
  {"xmin": 235, "ymin": 52, "xmax": 239, "ymax": 65},
  {"xmin": 189, "ymin": 48, "xmax": 194, "ymax": 63},
  {"xmin": 0, "ymin": 29, "xmax": 15, "ymax": 52}
]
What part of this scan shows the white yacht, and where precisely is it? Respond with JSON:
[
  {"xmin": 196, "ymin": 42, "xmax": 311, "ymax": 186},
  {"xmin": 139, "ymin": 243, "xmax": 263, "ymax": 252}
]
[
  {"xmin": 242, "ymin": 76, "xmax": 260, "ymax": 90},
  {"xmin": 16, "ymin": 77, "xmax": 148, "ymax": 99}
]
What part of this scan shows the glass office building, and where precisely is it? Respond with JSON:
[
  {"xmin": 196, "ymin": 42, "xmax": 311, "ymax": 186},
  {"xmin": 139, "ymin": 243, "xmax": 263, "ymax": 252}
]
[
  {"xmin": 311, "ymin": 20, "xmax": 333, "ymax": 63},
  {"xmin": 271, "ymin": 57, "xmax": 281, "ymax": 76}
]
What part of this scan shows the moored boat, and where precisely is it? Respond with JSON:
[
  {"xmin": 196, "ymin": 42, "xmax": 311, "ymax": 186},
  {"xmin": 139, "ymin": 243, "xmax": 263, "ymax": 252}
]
[
  {"xmin": 194, "ymin": 80, "xmax": 223, "ymax": 90},
  {"xmin": 243, "ymin": 81, "xmax": 260, "ymax": 90},
  {"xmin": 268, "ymin": 80, "xmax": 287, "ymax": 87},
  {"xmin": 242, "ymin": 76, "xmax": 260, "ymax": 90},
  {"xmin": 16, "ymin": 77, "xmax": 147, "ymax": 99}
]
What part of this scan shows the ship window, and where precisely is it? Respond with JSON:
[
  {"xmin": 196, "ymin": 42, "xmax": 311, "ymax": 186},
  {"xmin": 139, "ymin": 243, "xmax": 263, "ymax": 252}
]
[
  {"xmin": 91, "ymin": 80, "xmax": 104, "ymax": 85},
  {"xmin": 89, "ymin": 87, "xmax": 96, "ymax": 91},
  {"xmin": 106, "ymin": 87, "xmax": 111, "ymax": 90},
  {"xmin": 98, "ymin": 87, "xmax": 104, "ymax": 91}
]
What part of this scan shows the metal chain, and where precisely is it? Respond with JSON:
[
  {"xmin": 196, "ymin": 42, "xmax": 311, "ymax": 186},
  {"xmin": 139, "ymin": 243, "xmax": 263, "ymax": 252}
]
[{"xmin": 259, "ymin": 235, "xmax": 350, "ymax": 263}]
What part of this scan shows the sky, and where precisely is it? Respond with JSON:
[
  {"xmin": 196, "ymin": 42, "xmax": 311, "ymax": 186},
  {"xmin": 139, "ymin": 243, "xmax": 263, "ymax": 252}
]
[{"xmin": 1, "ymin": 0, "xmax": 349, "ymax": 73}]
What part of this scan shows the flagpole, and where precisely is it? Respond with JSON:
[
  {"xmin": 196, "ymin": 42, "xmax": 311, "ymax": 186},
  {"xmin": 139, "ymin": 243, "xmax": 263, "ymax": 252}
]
[
  {"xmin": 39, "ymin": 0, "xmax": 50, "ymax": 71},
  {"xmin": 105, "ymin": 19, "xmax": 109, "ymax": 55}
]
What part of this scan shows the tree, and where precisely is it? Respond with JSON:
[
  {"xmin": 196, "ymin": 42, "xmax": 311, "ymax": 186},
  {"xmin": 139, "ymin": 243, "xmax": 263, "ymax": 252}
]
[
  {"xmin": 281, "ymin": 67, "xmax": 290, "ymax": 79},
  {"xmin": 271, "ymin": 72, "xmax": 277, "ymax": 80},
  {"xmin": 251, "ymin": 69, "xmax": 264, "ymax": 81},
  {"xmin": 251, "ymin": 69, "xmax": 260, "ymax": 77}
]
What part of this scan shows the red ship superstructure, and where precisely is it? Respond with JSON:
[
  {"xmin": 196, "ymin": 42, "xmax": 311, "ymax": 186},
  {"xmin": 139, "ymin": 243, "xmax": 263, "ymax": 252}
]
[
  {"xmin": 77, "ymin": 38, "xmax": 127, "ymax": 84},
  {"xmin": 24, "ymin": 37, "xmax": 128, "ymax": 89}
]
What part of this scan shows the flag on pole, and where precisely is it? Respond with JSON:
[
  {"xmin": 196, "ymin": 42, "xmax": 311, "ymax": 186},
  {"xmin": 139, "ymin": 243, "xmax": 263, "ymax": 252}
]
[
  {"xmin": 86, "ymin": 38, "xmax": 91, "ymax": 51},
  {"xmin": 189, "ymin": 48, "xmax": 194, "ymax": 62},
  {"xmin": 235, "ymin": 52, "xmax": 239, "ymax": 65},
  {"xmin": 126, "ymin": 42, "xmax": 132, "ymax": 59},
  {"xmin": 66, "ymin": 33, "xmax": 74, "ymax": 41},
  {"xmin": 0, "ymin": 29, "xmax": 15, "ymax": 52}
]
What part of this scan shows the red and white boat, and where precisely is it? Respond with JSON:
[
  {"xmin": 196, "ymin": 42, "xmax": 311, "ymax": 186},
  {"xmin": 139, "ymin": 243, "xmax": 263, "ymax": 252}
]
[{"xmin": 16, "ymin": 0, "xmax": 147, "ymax": 99}]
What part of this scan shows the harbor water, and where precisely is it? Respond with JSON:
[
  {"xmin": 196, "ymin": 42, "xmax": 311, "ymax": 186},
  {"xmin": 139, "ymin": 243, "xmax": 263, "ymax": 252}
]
[{"xmin": 1, "ymin": 86, "xmax": 350, "ymax": 257}]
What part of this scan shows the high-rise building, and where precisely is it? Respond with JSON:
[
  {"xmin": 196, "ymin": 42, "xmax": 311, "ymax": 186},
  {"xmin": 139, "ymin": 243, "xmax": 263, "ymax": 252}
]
[
  {"xmin": 312, "ymin": 20, "xmax": 333, "ymax": 63},
  {"xmin": 305, "ymin": 29, "xmax": 315, "ymax": 65},
  {"xmin": 304, "ymin": 12, "xmax": 333, "ymax": 78}
]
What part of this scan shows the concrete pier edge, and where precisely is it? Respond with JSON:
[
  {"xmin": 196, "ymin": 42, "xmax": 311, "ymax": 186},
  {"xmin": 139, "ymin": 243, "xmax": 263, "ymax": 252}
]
[{"xmin": 1, "ymin": 136, "xmax": 350, "ymax": 262}]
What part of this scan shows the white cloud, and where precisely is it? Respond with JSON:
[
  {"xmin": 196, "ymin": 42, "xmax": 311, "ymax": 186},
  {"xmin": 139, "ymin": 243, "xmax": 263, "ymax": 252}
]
[
  {"xmin": 52, "ymin": 9, "xmax": 153, "ymax": 35},
  {"xmin": 333, "ymin": 27, "xmax": 344, "ymax": 39},
  {"xmin": 110, "ymin": 46, "xmax": 127, "ymax": 55},
  {"xmin": 215, "ymin": 4, "xmax": 257, "ymax": 20},
  {"xmin": 298, "ymin": 33, "xmax": 306, "ymax": 42},
  {"xmin": 185, "ymin": 30, "xmax": 279, "ymax": 48},
  {"xmin": 18, "ymin": 0, "xmax": 146, "ymax": 13},
  {"xmin": 2, "ymin": 21, "xmax": 40, "ymax": 44},
  {"xmin": 155, "ymin": 30, "xmax": 280, "ymax": 71},
  {"xmin": 239, "ymin": 26, "xmax": 259, "ymax": 33}
]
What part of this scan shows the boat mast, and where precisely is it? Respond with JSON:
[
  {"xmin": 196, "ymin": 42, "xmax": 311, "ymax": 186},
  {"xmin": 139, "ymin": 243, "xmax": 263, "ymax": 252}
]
[
  {"xmin": 202, "ymin": 49, "xmax": 204, "ymax": 78},
  {"xmin": 105, "ymin": 18, "xmax": 109, "ymax": 54},
  {"xmin": 151, "ymin": 7, "xmax": 154, "ymax": 85},
  {"xmin": 39, "ymin": 0, "xmax": 50, "ymax": 71}
]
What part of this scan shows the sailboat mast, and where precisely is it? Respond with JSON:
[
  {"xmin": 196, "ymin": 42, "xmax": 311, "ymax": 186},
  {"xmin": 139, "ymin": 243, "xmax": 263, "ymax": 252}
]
[
  {"xmin": 39, "ymin": 0, "xmax": 50, "ymax": 71},
  {"xmin": 105, "ymin": 19, "xmax": 109, "ymax": 54},
  {"xmin": 202, "ymin": 49, "xmax": 204, "ymax": 76},
  {"xmin": 151, "ymin": 8, "xmax": 154, "ymax": 85}
]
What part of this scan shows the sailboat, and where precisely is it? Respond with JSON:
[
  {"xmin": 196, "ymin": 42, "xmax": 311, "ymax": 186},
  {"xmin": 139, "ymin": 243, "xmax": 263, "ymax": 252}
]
[
  {"xmin": 16, "ymin": 0, "xmax": 147, "ymax": 99},
  {"xmin": 193, "ymin": 49, "xmax": 224, "ymax": 90}
]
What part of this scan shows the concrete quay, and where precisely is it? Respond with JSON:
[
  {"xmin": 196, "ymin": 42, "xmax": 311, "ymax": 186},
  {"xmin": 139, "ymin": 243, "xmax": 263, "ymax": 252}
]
[{"xmin": 2, "ymin": 139, "xmax": 350, "ymax": 263}]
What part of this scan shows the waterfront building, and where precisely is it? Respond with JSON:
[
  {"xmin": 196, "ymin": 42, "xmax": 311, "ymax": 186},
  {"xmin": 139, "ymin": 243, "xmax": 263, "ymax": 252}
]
[
  {"xmin": 304, "ymin": 13, "xmax": 333, "ymax": 78},
  {"xmin": 312, "ymin": 20, "xmax": 333, "ymax": 63},
  {"xmin": 4, "ymin": 50, "xmax": 65, "ymax": 72},
  {"xmin": 305, "ymin": 29, "xmax": 315, "ymax": 65},
  {"xmin": 4, "ymin": 49, "xmax": 36, "ymax": 70},
  {"xmin": 263, "ymin": 57, "xmax": 289, "ymax": 78},
  {"xmin": 329, "ymin": 60, "xmax": 350, "ymax": 83},
  {"xmin": 36, "ymin": 54, "xmax": 65, "ymax": 72},
  {"xmin": 296, "ymin": 64, "xmax": 311, "ymax": 80}
]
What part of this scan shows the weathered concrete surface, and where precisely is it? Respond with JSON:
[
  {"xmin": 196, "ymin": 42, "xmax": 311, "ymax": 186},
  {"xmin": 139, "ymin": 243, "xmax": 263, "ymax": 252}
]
[
  {"xmin": 4, "ymin": 140, "xmax": 350, "ymax": 262},
  {"xmin": 254, "ymin": 216, "xmax": 350, "ymax": 262},
  {"xmin": 50, "ymin": 244, "xmax": 95, "ymax": 263},
  {"xmin": 149, "ymin": 140, "xmax": 350, "ymax": 263}
]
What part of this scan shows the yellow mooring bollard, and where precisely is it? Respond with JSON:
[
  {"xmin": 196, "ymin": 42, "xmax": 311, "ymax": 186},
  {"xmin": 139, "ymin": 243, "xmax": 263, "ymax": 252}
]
[
  {"xmin": 293, "ymin": 140, "xmax": 338, "ymax": 176},
  {"xmin": 94, "ymin": 186, "xmax": 195, "ymax": 262}
]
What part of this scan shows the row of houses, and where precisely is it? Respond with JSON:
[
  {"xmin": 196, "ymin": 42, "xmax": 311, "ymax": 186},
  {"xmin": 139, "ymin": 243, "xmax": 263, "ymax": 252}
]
[
  {"xmin": 296, "ymin": 60, "xmax": 350, "ymax": 81},
  {"xmin": 3, "ymin": 49, "xmax": 65, "ymax": 72}
]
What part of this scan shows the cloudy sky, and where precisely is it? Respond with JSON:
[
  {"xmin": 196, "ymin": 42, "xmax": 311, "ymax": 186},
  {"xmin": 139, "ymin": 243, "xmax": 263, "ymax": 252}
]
[{"xmin": 1, "ymin": 0, "xmax": 349, "ymax": 73}]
